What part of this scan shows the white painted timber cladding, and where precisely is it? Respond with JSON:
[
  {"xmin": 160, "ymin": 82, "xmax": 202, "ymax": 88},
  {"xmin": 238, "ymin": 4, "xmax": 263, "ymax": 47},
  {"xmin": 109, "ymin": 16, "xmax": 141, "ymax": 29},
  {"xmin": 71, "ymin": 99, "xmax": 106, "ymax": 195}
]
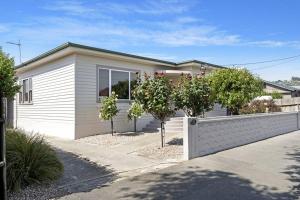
[
  {"xmin": 184, "ymin": 112, "xmax": 300, "ymax": 160},
  {"xmin": 15, "ymin": 55, "xmax": 76, "ymax": 139},
  {"xmin": 74, "ymin": 54, "xmax": 160, "ymax": 138}
]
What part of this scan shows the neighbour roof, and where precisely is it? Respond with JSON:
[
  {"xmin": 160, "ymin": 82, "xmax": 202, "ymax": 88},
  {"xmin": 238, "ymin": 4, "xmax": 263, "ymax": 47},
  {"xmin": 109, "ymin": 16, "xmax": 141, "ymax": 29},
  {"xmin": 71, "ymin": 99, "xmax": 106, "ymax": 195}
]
[
  {"xmin": 15, "ymin": 42, "xmax": 223, "ymax": 69},
  {"xmin": 264, "ymin": 81, "xmax": 298, "ymax": 92},
  {"xmin": 291, "ymin": 85, "xmax": 300, "ymax": 90},
  {"xmin": 176, "ymin": 59, "xmax": 226, "ymax": 69}
]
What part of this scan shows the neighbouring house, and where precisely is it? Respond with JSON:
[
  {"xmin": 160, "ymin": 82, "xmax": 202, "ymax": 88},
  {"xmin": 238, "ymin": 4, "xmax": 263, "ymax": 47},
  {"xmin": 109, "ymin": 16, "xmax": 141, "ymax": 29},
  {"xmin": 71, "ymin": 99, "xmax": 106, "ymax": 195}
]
[
  {"xmin": 264, "ymin": 81, "xmax": 300, "ymax": 112},
  {"xmin": 12, "ymin": 42, "xmax": 227, "ymax": 139},
  {"xmin": 264, "ymin": 81, "xmax": 300, "ymax": 98}
]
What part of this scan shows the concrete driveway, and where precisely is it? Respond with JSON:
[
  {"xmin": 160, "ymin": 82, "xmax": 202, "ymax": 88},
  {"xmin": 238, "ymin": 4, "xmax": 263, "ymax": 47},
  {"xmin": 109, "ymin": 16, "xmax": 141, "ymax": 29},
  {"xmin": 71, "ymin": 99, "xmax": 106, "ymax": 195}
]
[{"xmin": 59, "ymin": 130, "xmax": 300, "ymax": 200}]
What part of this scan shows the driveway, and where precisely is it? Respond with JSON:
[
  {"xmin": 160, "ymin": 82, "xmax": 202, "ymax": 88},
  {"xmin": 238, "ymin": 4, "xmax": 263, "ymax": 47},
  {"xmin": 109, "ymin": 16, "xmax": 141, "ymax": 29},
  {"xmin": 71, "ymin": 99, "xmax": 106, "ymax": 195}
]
[
  {"xmin": 47, "ymin": 131, "xmax": 183, "ymax": 179},
  {"xmin": 59, "ymin": 130, "xmax": 300, "ymax": 200}
]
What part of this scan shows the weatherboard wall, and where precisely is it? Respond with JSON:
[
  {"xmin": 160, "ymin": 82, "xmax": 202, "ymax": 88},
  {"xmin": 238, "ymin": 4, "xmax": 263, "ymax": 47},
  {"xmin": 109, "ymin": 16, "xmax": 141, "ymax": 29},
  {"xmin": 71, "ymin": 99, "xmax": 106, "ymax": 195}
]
[
  {"xmin": 74, "ymin": 54, "xmax": 163, "ymax": 138},
  {"xmin": 15, "ymin": 55, "xmax": 76, "ymax": 139}
]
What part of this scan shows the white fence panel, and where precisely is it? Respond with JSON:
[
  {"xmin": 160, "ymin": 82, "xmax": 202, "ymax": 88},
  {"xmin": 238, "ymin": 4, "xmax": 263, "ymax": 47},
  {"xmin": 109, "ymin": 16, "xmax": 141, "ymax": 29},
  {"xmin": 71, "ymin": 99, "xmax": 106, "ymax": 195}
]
[{"xmin": 184, "ymin": 112, "xmax": 300, "ymax": 160}]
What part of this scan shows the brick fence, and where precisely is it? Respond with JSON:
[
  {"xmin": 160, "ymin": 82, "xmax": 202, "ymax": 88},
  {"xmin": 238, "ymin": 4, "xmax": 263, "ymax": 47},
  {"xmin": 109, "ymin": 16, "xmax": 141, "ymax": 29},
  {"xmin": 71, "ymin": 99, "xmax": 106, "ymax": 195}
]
[{"xmin": 183, "ymin": 112, "xmax": 300, "ymax": 160}]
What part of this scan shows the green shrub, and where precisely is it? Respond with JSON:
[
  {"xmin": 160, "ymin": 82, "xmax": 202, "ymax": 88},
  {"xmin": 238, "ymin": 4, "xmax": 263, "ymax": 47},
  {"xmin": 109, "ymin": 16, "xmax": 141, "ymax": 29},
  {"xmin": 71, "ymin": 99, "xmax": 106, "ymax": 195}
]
[
  {"xmin": 128, "ymin": 102, "xmax": 144, "ymax": 132},
  {"xmin": 262, "ymin": 91, "xmax": 283, "ymax": 99},
  {"xmin": 6, "ymin": 129, "xmax": 63, "ymax": 191},
  {"xmin": 240, "ymin": 100, "xmax": 281, "ymax": 114},
  {"xmin": 99, "ymin": 91, "xmax": 119, "ymax": 135},
  {"xmin": 209, "ymin": 68, "xmax": 263, "ymax": 115}
]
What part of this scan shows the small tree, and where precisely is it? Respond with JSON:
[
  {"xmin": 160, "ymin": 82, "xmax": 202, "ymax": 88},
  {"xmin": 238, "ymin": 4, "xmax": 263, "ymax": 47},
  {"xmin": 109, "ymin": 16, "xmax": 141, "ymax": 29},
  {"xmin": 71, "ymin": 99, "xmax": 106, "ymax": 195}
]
[
  {"xmin": 173, "ymin": 74, "xmax": 214, "ymax": 117},
  {"xmin": 128, "ymin": 102, "xmax": 143, "ymax": 132},
  {"xmin": 133, "ymin": 72, "xmax": 174, "ymax": 147},
  {"xmin": 99, "ymin": 92, "xmax": 119, "ymax": 136},
  {"xmin": 209, "ymin": 68, "xmax": 263, "ymax": 115},
  {"xmin": 0, "ymin": 50, "xmax": 20, "ymax": 200}
]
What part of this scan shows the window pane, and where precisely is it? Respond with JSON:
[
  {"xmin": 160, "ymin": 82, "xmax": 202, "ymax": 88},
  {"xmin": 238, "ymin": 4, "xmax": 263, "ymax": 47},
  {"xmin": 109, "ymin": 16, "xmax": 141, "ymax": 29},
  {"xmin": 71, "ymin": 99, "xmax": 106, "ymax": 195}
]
[
  {"xmin": 29, "ymin": 78, "xmax": 32, "ymax": 102},
  {"xmin": 29, "ymin": 78, "xmax": 32, "ymax": 90},
  {"xmin": 130, "ymin": 72, "xmax": 138, "ymax": 99},
  {"xmin": 19, "ymin": 81, "xmax": 23, "ymax": 103},
  {"xmin": 99, "ymin": 69, "xmax": 109, "ymax": 98},
  {"xmin": 29, "ymin": 91, "xmax": 32, "ymax": 103},
  {"xmin": 111, "ymin": 71, "xmax": 129, "ymax": 99},
  {"xmin": 23, "ymin": 79, "xmax": 29, "ymax": 102}
]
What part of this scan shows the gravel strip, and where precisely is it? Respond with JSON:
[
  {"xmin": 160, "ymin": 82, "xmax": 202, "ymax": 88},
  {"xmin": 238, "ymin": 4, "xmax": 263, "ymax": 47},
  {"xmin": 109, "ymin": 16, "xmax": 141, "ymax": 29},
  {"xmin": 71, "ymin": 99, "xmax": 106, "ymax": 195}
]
[
  {"xmin": 8, "ymin": 183, "xmax": 70, "ymax": 200},
  {"xmin": 78, "ymin": 132, "xmax": 160, "ymax": 147},
  {"xmin": 137, "ymin": 137, "xmax": 183, "ymax": 161}
]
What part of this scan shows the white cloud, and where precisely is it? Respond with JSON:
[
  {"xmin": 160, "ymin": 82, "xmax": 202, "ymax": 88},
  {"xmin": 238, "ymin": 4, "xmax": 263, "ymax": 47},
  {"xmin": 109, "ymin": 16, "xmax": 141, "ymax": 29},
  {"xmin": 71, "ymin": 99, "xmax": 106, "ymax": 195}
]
[
  {"xmin": 244, "ymin": 40, "xmax": 300, "ymax": 48},
  {"xmin": 4, "ymin": 0, "xmax": 300, "ymax": 52},
  {"xmin": 0, "ymin": 24, "xmax": 9, "ymax": 33},
  {"xmin": 44, "ymin": 0, "xmax": 95, "ymax": 15},
  {"xmin": 97, "ymin": 0, "xmax": 193, "ymax": 15},
  {"xmin": 152, "ymin": 27, "xmax": 240, "ymax": 46}
]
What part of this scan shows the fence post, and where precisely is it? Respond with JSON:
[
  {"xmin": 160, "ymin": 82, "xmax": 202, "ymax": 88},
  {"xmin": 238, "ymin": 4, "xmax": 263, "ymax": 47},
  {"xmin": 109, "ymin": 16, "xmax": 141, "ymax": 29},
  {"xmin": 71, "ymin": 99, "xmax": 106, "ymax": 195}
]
[
  {"xmin": 0, "ymin": 96, "xmax": 7, "ymax": 200},
  {"xmin": 183, "ymin": 117, "xmax": 197, "ymax": 160}
]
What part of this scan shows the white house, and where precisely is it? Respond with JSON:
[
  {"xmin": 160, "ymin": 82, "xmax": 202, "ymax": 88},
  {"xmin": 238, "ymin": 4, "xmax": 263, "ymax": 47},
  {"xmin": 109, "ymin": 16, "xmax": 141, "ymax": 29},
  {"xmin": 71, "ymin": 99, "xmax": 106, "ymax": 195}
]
[{"xmin": 13, "ymin": 42, "xmax": 226, "ymax": 139}]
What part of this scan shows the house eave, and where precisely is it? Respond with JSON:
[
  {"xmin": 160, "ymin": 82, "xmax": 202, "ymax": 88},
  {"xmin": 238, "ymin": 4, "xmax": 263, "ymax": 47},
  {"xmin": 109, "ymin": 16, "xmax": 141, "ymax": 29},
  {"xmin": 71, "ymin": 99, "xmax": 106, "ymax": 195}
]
[{"xmin": 15, "ymin": 42, "xmax": 225, "ymax": 72}]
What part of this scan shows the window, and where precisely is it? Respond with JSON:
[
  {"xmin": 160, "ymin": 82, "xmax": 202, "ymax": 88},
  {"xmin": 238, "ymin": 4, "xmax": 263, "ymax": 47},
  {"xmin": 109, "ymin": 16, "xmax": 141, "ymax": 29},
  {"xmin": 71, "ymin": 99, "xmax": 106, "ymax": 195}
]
[
  {"xmin": 98, "ymin": 69, "xmax": 109, "ymax": 97},
  {"xmin": 19, "ymin": 78, "xmax": 32, "ymax": 104},
  {"xmin": 97, "ymin": 67, "xmax": 138, "ymax": 101}
]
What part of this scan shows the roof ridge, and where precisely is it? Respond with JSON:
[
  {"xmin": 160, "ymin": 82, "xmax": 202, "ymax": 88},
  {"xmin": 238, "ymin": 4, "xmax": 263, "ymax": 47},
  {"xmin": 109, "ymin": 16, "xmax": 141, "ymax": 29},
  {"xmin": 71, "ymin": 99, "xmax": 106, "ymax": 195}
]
[{"xmin": 15, "ymin": 42, "xmax": 224, "ymax": 69}]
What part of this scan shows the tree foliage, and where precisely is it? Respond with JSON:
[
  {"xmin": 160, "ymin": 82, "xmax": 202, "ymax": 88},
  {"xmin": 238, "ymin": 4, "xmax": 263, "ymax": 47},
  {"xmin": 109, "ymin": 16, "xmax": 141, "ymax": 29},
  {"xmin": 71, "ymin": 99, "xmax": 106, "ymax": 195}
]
[
  {"xmin": 133, "ymin": 72, "xmax": 174, "ymax": 122},
  {"xmin": 0, "ymin": 50, "xmax": 20, "ymax": 98},
  {"xmin": 99, "ymin": 92, "xmax": 119, "ymax": 135},
  {"xmin": 133, "ymin": 72, "xmax": 174, "ymax": 147},
  {"xmin": 173, "ymin": 74, "xmax": 214, "ymax": 117},
  {"xmin": 128, "ymin": 102, "xmax": 143, "ymax": 132},
  {"xmin": 128, "ymin": 102, "xmax": 143, "ymax": 120},
  {"xmin": 209, "ymin": 68, "xmax": 263, "ymax": 115}
]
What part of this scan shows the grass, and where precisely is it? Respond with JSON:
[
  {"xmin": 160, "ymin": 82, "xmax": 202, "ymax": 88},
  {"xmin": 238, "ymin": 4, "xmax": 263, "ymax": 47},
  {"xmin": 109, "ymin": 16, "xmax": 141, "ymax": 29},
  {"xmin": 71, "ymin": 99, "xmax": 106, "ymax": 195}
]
[{"xmin": 6, "ymin": 129, "xmax": 63, "ymax": 191}]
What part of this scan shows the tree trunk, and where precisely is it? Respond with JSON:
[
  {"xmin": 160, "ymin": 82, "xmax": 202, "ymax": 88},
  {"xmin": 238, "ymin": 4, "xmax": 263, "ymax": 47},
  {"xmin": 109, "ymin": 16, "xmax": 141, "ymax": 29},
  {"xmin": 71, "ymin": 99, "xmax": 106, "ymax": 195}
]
[
  {"xmin": 134, "ymin": 117, "xmax": 137, "ymax": 133},
  {"xmin": 0, "ymin": 95, "xmax": 7, "ymax": 200},
  {"xmin": 111, "ymin": 118, "xmax": 114, "ymax": 136},
  {"xmin": 160, "ymin": 121, "xmax": 165, "ymax": 148}
]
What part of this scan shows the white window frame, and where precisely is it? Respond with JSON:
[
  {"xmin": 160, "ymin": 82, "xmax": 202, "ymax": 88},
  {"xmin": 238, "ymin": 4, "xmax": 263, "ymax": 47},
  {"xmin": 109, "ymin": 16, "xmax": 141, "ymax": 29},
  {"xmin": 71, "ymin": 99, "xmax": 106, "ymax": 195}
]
[
  {"xmin": 19, "ymin": 77, "xmax": 33, "ymax": 104},
  {"xmin": 97, "ymin": 66, "xmax": 138, "ymax": 102}
]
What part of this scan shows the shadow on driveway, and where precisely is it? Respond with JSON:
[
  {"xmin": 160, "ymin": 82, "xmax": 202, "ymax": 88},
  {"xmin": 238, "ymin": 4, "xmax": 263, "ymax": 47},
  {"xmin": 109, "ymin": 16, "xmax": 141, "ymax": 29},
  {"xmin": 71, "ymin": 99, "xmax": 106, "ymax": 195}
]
[
  {"xmin": 284, "ymin": 147, "xmax": 300, "ymax": 198},
  {"xmin": 9, "ymin": 148, "xmax": 116, "ymax": 200},
  {"xmin": 55, "ymin": 148, "xmax": 116, "ymax": 195},
  {"xmin": 119, "ymin": 167, "xmax": 295, "ymax": 200}
]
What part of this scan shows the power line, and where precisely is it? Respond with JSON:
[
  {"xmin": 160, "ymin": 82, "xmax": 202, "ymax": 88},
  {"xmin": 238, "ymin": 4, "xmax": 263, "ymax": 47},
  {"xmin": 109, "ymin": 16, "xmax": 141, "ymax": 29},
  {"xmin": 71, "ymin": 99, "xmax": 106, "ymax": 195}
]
[
  {"xmin": 250, "ymin": 57, "xmax": 300, "ymax": 71},
  {"xmin": 223, "ymin": 53, "xmax": 300, "ymax": 67}
]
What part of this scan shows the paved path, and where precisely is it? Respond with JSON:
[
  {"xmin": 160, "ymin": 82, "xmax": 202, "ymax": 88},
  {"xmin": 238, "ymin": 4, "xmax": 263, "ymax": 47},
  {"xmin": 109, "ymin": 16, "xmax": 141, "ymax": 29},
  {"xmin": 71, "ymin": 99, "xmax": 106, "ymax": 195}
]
[
  {"xmin": 59, "ymin": 130, "xmax": 300, "ymax": 200},
  {"xmin": 47, "ymin": 132, "xmax": 182, "ymax": 179}
]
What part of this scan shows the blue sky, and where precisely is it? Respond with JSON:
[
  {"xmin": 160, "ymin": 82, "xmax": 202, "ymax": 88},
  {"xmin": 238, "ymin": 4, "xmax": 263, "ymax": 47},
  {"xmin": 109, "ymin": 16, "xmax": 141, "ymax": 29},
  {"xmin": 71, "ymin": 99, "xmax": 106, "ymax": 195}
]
[{"xmin": 0, "ymin": 0, "xmax": 299, "ymax": 81}]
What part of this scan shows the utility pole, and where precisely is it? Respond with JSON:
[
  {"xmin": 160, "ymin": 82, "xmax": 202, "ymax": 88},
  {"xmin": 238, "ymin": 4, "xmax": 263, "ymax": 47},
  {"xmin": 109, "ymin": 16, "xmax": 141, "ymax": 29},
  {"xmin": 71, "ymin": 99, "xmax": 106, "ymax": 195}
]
[{"xmin": 6, "ymin": 40, "xmax": 22, "ymax": 64}]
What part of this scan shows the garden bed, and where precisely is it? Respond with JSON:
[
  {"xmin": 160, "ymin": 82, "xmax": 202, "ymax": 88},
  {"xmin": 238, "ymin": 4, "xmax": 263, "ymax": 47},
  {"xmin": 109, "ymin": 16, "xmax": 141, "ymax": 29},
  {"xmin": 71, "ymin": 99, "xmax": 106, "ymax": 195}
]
[{"xmin": 8, "ymin": 149, "xmax": 115, "ymax": 200}]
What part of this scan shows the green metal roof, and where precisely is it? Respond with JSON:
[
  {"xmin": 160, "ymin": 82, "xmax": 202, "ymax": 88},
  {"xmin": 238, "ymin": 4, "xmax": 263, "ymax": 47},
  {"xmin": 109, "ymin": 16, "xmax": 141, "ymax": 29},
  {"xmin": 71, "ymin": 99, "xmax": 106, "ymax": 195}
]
[
  {"xmin": 176, "ymin": 59, "xmax": 225, "ymax": 69},
  {"xmin": 264, "ymin": 81, "xmax": 298, "ymax": 92},
  {"xmin": 15, "ymin": 42, "xmax": 223, "ymax": 69}
]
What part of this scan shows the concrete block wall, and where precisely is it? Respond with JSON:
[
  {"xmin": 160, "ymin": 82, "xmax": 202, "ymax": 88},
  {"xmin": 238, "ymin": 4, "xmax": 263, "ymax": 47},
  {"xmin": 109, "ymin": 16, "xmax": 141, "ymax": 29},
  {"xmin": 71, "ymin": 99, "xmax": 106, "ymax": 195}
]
[{"xmin": 184, "ymin": 112, "xmax": 300, "ymax": 160}]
